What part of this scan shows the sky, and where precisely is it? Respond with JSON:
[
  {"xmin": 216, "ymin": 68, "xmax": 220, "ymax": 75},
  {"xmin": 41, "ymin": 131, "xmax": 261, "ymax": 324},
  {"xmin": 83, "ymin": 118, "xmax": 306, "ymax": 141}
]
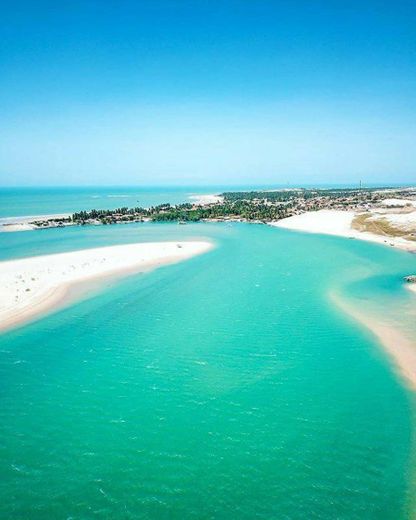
[{"xmin": 0, "ymin": 0, "xmax": 415, "ymax": 187}]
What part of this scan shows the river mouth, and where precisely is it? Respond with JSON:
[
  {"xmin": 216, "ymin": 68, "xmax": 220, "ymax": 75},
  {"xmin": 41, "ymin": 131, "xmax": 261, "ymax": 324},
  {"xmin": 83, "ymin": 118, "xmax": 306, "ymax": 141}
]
[{"xmin": 0, "ymin": 222, "xmax": 415, "ymax": 518}]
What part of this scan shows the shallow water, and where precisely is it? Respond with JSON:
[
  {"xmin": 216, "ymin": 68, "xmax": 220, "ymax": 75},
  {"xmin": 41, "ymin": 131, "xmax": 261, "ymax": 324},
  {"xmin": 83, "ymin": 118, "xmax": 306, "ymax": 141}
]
[{"xmin": 0, "ymin": 222, "xmax": 415, "ymax": 518}]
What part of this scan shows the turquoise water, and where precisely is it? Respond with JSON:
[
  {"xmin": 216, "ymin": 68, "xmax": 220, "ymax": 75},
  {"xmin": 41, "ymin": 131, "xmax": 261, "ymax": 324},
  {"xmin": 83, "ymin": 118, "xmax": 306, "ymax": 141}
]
[
  {"xmin": 0, "ymin": 186, "xmax": 225, "ymax": 218},
  {"xmin": 0, "ymin": 184, "xmax": 407, "ymax": 218},
  {"xmin": 0, "ymin": 185, "xmax": 290, "ymax": 219},
  {"xmin": 1, "ymin": 222, "xmax": 416, "ymax": 518}
]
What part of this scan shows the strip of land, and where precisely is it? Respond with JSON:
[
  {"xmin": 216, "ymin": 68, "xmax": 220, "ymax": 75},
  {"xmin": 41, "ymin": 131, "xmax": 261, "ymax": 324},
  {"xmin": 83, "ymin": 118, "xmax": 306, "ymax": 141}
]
[
  {"xmin": 276, "ymin": 207, "xmax": 416, "ymax": 389},
  {"xmin": 0, "ymin": 241, "xmax": 212, "ymax": 332},
  {"xmin": 407, "ymin": 284, "xmax": 416, "ymax": 295},
  {"xmin": 0, "ymin": 214, "xmax": 71, "ymax": 232},
  {"xmin": 270, "ymin": 209, "xmax": 416, "ymax": 253},
  {"xmin": 2, "ymin": 187, "xmax": 416, "ymax": 237}
]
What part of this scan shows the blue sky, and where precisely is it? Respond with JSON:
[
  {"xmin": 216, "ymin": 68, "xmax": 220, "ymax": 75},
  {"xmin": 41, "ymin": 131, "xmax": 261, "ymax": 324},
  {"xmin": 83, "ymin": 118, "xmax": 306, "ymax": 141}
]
[{"xmin": 1, "ymin": 0, "xmax": 415, "ymax": 186}]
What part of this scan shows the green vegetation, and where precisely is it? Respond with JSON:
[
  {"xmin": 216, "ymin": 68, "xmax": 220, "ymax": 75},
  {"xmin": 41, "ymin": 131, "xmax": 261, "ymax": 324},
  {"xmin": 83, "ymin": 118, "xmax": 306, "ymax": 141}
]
[
  {"xmin": 38, "ymin": 186, "xmax": 415, "ymax": 230},
  {"xmin": 72, "ymin": 201, "xmax": 288, "ymax": 225},
  {"xmin": 221, "ymin": 187, "xmax": 391, "ymax": 204}
]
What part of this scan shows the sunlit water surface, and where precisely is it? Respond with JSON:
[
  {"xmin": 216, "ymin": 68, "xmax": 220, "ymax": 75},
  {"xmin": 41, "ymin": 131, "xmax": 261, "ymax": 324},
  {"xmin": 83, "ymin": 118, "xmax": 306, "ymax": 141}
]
[{"xmin": 1, "ymin": 222, "xmax": 416, "ymax": 519}]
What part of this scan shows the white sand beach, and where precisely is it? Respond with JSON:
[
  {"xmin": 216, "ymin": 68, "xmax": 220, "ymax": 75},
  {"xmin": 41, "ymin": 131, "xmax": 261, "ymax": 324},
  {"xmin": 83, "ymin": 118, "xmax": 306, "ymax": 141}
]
[
  {"xmin": 270, "ymin": 209, "xmax": 416, "ymax": 252},
  {"xmin": 407, "ymin": 284, "xmax": 416, "ymax": 295},
  {"xmin": 0, "ymin": 223, "xmax": 35, "ymax": 232},
  {"xmin": 0, "ymin": 214, "xmax": 71, "ymax": 233},
  {"xmin": 0, "ymin": 241, "xmax": 212, "ymax": 332}
]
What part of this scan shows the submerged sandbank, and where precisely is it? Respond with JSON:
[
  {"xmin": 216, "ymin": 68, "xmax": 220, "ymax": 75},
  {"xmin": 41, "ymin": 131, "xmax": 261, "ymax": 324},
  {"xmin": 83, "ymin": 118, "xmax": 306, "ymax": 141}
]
[
  {"xmin": 272, "ymin": 210, "xmax": 416, "ymax": 389},
  {"xmin": 270, "ymin": 210, "xmax": 416, "ymax": 253},
  {"xmin": 407, "ymin": 284, "xmax": 416, "ymax": 295},
  {"xmin": 275, "ymin": 211, "xmax": 416, "ymax": 390},
  {"xmin": 331, "ymin": 292, "xmax": 416, "ymax": 391},
  {"xmin": 0, "ymin": 241, "xmax": 212, "ymax": 332}
]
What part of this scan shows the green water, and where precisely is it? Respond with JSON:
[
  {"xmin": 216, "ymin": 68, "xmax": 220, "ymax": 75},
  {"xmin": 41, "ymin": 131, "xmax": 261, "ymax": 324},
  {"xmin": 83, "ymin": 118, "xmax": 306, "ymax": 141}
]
[{"xmin": 1, "ymin": 223, "xmax": 416, "ymax": 519}]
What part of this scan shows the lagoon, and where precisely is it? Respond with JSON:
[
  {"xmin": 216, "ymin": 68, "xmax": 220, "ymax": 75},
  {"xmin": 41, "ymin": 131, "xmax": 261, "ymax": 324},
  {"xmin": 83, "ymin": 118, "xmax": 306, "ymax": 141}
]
[{"xmin": 0, "ymin": 222, "xmax": 415, "ymax": 518}]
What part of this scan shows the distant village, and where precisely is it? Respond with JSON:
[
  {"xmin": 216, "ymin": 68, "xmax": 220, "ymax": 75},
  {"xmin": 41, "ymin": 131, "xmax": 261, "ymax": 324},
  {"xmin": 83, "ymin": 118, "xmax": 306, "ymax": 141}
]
[{"xmin": 30, "ymin": 186, "xmax": 416, "ymax": 229}]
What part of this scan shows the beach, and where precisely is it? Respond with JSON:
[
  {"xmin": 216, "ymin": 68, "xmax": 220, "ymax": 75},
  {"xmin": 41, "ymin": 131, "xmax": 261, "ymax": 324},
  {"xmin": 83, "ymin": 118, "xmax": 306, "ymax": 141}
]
[
  {"xmin": 2, "ymin": 0, "xmax": 416, "ymax": 512},
  {"xmin": 271, "ymin": 210, "xmax": 416, "ymax": 390},
  {"xmin": 0, "ymin": 214, "xmax": 71, "ymax": 232},
  {"xmin": 0, "ymin": 220, "xmax": 414, "ymax": 518},
  {"xmin": 270, "ymin": 209, "xmax": 416, "ymax": 253},
  {"xmin": 0, "ymin": 240, "xmax": 212, "ymax": 332},
  {"xmin": 407, "ymin": 284, "xmax": 416, "ymax": 295}
]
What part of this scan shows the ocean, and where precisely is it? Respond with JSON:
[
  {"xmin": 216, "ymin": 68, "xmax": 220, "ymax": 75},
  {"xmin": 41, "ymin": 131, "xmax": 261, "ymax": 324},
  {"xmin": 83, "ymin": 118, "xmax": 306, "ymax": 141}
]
[
  {"xmin": 0, "ymin": 186, "xmax": 219, "ymax": 219},
  {"xmin": 0, "ymin": 184, "xmax": 406, "ymax": 219},
  {"xmin": 0, "ymin": 190, "xmax": 416, "ymax": 518}
]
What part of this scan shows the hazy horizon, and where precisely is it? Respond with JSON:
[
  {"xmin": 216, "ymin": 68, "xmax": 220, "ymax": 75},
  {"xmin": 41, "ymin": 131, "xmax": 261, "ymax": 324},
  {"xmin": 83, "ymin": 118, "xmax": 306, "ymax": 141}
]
[{"xmin": 1, "ymin": 181, "xmax": 414, "ymax": 190}]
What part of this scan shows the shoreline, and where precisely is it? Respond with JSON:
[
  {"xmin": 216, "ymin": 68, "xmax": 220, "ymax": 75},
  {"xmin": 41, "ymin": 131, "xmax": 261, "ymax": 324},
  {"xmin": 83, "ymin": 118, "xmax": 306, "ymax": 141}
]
[
  {"xmin": 331, "ymin": 291, "xmax": 416, "ymax": 391},
  {"xmin": 275, "ymin": 210, "xmax": 416, "ymax": 390},
  {"xmin": 406, "ymin": 284, "xmax": 416, "ymax": 295},
  {"xmin": 0, "ymin": 213, "xmax": 71, "ymax": 232},
  {"xmin": 0, "ymin": 240, "xmax": 213, "ymax": 332},
  {"xmin": 269, "ymin": 210, "xmax": 416, "ymax": 253}
]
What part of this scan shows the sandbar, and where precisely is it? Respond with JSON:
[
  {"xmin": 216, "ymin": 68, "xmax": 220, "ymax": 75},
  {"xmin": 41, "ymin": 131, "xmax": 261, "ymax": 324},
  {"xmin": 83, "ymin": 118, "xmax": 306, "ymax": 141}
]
[
  {"xmin": 332, "ymin": 292, "xmax": 416, "ymax": 391},
  {"xmin": 0, "ymin": 241, "xmax": 212, "ymax": 332}
]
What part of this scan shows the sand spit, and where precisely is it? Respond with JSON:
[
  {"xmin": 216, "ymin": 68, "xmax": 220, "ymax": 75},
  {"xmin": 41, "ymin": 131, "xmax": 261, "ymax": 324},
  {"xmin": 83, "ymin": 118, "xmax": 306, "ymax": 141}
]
[
  {"xmin": 0, "ymin": 214, "xmax": 71, "ymax": 233},
  {"xmin": 276, "ymin": 211, "xmax": 416, "ymax": 388},
  {"xmin": 332, "ymin": 292, "xmax": 416, "ymax": 391},
  {"xmin": 0, "ymin": 241, "xmax": 213, "ymax": 332},
  {"xmin": 270, "ymin": 210, "xmax": 416, "ymax": 252},
  {"xmin": 406, "ymin": 284, "xmax": 416, "ymax": 296}
]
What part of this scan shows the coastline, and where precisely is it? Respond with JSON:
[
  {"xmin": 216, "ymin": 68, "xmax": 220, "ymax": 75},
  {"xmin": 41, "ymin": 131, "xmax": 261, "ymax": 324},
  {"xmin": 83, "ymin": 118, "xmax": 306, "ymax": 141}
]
[
  {"xmin": 274, "ymin": 210, "xmax": 416, "ymax": 390},
  {"xmin": 270, "ymin": 209, "xmax": 416, "ymax": 391},
  {"xmin": 269, "ymin": 210, "xmax": 416, "ymax": 253},
  {"xmin": 0, "ymin": 240, "xmax": 213, "ymax": 332},
  {"xmin": 407, "ymin": 284, "xmax": 416, "ymax": 295},
  {"xmin": 0, "ymin": 213, "xmax": 71, "ymax": 232},
  {"xmin": 331, "ymin": 291, "xmax": 416, "ymax": 391}
]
